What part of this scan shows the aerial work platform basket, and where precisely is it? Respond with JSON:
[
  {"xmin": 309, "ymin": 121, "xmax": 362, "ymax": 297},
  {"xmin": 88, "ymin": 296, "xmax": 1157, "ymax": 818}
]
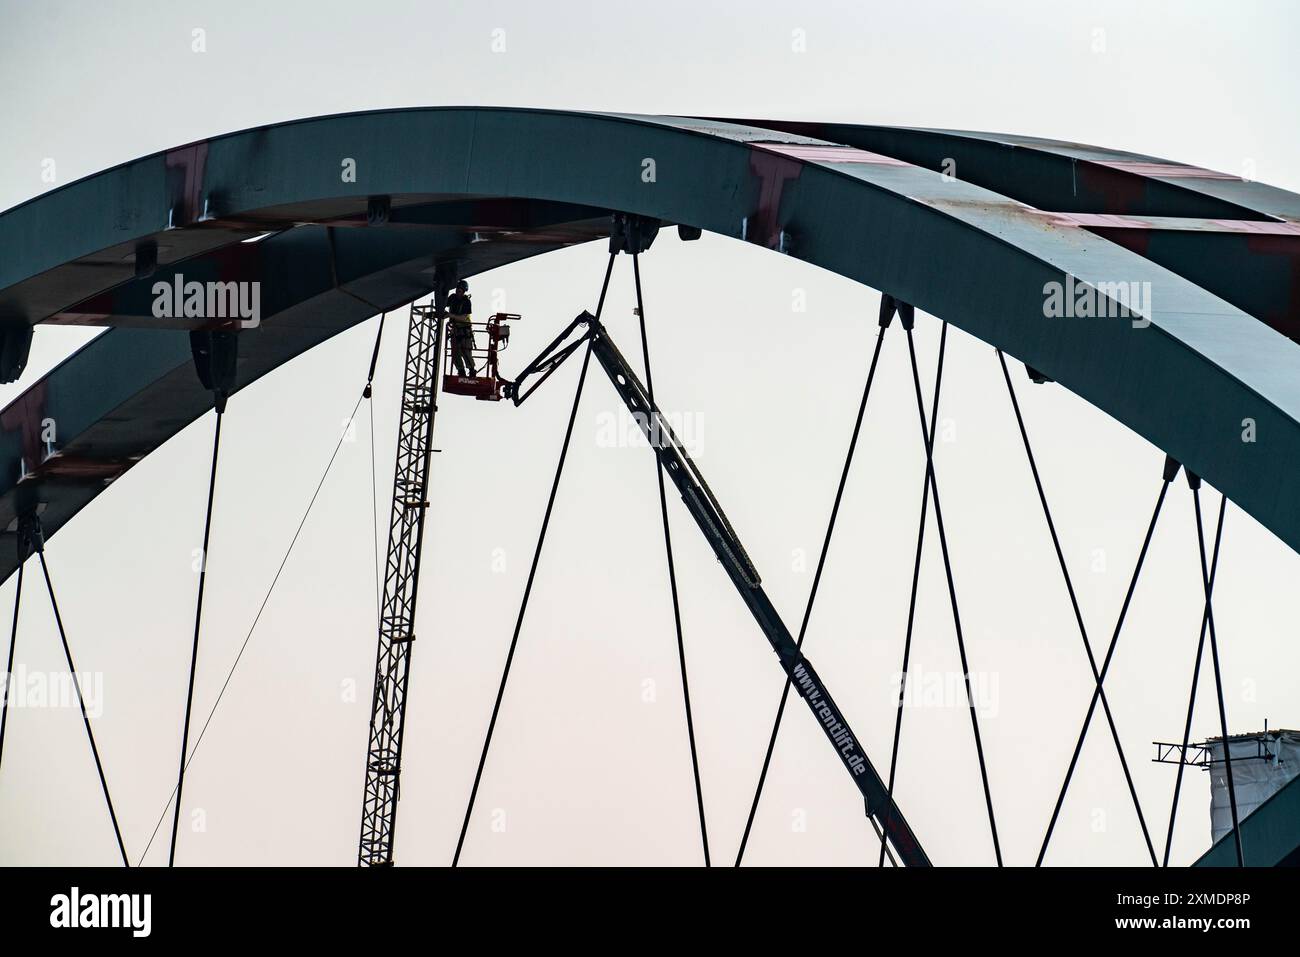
[{"xmin": 442, "ymin": 312, "xmax": 520, "ymax": 401}]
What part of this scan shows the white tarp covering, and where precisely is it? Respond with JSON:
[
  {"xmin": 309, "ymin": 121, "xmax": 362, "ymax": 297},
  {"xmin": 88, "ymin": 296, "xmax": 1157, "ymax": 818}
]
[{"xmin": 1207, "ymin": 730, "xmax": 1300, "ymax": 844}]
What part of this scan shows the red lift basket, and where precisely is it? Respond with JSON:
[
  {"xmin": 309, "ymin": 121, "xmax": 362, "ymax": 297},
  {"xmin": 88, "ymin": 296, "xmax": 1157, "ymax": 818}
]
[{"xmin": 442, "ymin": 312, "xmax": 521, "ymax": 401}]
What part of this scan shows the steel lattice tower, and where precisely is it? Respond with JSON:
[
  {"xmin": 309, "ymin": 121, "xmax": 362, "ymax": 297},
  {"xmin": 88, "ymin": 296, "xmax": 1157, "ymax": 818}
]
[{"xmin": 358, "ymin": 290, "xmax": 446, "ymax": 866}]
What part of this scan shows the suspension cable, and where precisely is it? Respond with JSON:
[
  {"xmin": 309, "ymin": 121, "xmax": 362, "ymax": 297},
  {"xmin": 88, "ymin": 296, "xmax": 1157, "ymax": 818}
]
[
  {"xmin": 453, "ymin": 252, "xmax": 616, "ymax": 866},
  {"xmin": 366, "ymin": 313, "xmax": 386, "ymax": 628},
  {"xmin": 878, "ymin": 321, "xmax": 946, "ymax": 866},
  {"xmin": 904, "ymin": 320, "xmax": 1003, "ymax": 865},
  {"xmin": 0, "ymin": 560, "xmax": 22, "ymax": 778},
  {"xmin": 1037, "ymin": 462, "xmax": 1176, "ymax": 865},
  {"xmin": 168, "ymin": 404, "xmax": 225, "ymax": 866},
  {"xmin": 996, "ymin": 350, "xmax": 1156, "ymax": 864},
  {"xmin": 1162, "ymin": 493, "xmax": 1226, "ymax": 865},
  {"xmin": 631, "ymin": 253, "xmax": 711, "ymax": 866},
  {"xmin": 366, "ymin": 310, "xmax": 385, "ymax": 627},
  {"xmin": 38, "ymin": 551, "xmax": 130, "ymax": 866},
  {"xmin": 734, "ymin": 311, "xmax": 891, "ymax": 867},
  {"xmin": 364, "ymin": 311, "xmax": 387, "ymax": 397},
  {"xmin": 1194, "ymin": 486, "xmax": 1243, "ymax": 865},
  {"xmin": 136, "ymin": 387, "xmax": 372, "ymax": 864}
]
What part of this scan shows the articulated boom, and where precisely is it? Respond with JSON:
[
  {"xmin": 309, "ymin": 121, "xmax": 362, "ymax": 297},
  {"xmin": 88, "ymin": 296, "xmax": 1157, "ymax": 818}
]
[{"xmin": 513, "ymin": 312, "xmax": 931, "ymax": 866}]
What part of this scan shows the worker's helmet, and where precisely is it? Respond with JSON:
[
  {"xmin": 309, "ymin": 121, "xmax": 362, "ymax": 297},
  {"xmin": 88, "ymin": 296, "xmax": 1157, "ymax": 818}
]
[{"xmin": 455, "ymin": 279, "xmax": 469, "ymax": 292}]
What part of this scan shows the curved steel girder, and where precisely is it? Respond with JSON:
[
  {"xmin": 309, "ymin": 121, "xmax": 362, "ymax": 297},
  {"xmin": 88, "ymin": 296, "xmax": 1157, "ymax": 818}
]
[
  {"xmin": 722, "ymin": 119, "xmax": 1300, "ymax": 222},
  {"xmin": 1, "ymin": 107, "xmax": 1300, "ymax": 583},
  {"xmin": 720, "ymin": 119, "xmax": 1300, "ymax": 345},
  {"xmin": 0, "ymin": 212, "xmax": 609, "ymax": 579}
]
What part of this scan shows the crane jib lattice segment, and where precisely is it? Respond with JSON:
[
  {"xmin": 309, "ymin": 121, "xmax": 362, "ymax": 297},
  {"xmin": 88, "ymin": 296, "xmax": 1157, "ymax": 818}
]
[{"xmin": 358, "ymin": 299, "xmax": 445, "ymax": 866}]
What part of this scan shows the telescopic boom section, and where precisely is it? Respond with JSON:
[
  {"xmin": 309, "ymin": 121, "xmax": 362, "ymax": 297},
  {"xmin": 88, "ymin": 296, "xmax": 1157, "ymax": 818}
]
[{"xmin": 512, "ymin": 312, "xmax": 931, "ymax": 866}]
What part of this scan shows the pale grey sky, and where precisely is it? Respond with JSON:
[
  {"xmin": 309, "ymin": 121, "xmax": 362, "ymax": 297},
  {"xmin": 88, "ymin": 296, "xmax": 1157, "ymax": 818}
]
[{"xmin": 0, "ymin": 0, "xmax": 1297, "ymax": 866}]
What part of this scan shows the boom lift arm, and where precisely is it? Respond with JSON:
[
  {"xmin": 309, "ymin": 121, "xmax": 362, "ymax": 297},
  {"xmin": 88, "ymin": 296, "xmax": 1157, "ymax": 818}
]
[{"xmin": 509, "ymin": 312, "xmax": 931, "ymax": 866}]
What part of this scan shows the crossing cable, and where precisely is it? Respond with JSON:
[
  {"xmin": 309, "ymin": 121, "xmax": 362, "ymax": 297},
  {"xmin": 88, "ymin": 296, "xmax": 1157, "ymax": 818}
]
[
  {"xmin": 38, "ymin": 549, "xmax": 130, "ymax": 865},
  {"xmin": 137, "ymin": 313, "xmax": 385, "ymax": 865},
  {"xmin": 903, "ymin": 319, "xmax": 1003, "ymax": 865},
  {"xmin": 1037, "ymin": 458, "xmax": 1177, "ymax": 865},
  {"xmin": 452, "ymin": 252, "xmax": 616, "ymax": 867},
  {"xmin": 1162, "ymin": 492, "xmax": 1227, "ymax": 866},
  {"xmin": 631, "ymin": 253, "xmax": 711, "ymax": 866},
  {"xmin": 138, "ymin": 392, "xmax": 365, "ymax": 864},
  {"xmin": 1193, "ymin": 485, "xmax": 1243, "ymax": 865},
  {"xmin": 0, "ymin": 560, "xmax": 22, "ymax": 778},
  {"xmin": 168, "ymin": 405, "xmax": 225, "ymax": 867},
  {"xmin": 734, "ymin": 306, "xmax": 892, "ymax": 867},
  {"xmin": 996, "ymin": 350, "xmax": 1157, "ymax": 864},
  {"xmin": 878, "ymin": 319, "xmax": 947, "ymax": 867}
]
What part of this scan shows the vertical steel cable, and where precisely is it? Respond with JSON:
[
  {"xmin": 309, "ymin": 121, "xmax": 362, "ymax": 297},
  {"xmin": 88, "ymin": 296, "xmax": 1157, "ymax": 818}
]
[
  {"xmin": 997, "ymin": 350, "xmax": 1156, "ymax": 864},
  {"xmin": 168, "ymin": 407, "xmax": 224, "ymax": 866},
  {"xmin": 1162, "ymin": 493, "xmax": 1226, "ymax": 865},
  {"xmin": 735, "ymin": 316, "xmax": 891, "ymax": 866},
  {"xmin": 1038, "ymin": 469, "xmax": 1175, "ymax": 865},
  {"xmin": 39, "ymin": 551, "xmax": 130, "ymax": 866},
  {"xmin": 902, "ymin": 321, "xmax": 1002, "ymax": 865},
  {"xmin": 631, "ymin": 253, "xmax": 711, "ymax": 865},
  {"xmin": 1193, "ymin": 487, "xmax": 1243, "ymax": 865},
  {"xmin": 367, "ymin": 312, "xmax": 387, "ymax": 629},
  {"xmin": 136, "ymin": 389, "xmax": 368, "ymax": 865},
  {"xmin": 0, "ymin": 560, "xmax": 22, "ymax": 779},
  {"xmin": 453, "ymin": 253, "xmax": 615, "ymax": 866},
  {"xmin": 878, "ymin": 324, "xmax": 946, "ymax": 866}
]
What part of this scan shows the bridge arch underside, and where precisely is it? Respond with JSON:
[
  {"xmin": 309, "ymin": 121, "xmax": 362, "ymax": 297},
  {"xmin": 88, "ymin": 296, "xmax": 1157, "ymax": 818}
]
[{"xmin": 1, "ymin": 108, "xmax": 1299, "ymax": 586}]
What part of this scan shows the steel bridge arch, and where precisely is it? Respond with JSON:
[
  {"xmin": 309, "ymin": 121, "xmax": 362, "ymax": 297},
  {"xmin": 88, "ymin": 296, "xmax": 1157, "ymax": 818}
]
[{"xmin": 1, "ymin": 106, "xmax": 1299, "ymax": 583}]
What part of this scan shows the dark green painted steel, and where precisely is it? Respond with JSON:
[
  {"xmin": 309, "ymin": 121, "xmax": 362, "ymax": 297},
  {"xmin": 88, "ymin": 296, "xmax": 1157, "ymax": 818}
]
[
  {"xmin": 1194, "ymin": 773, "xmax": 1300, "ymax": 867},
  {"xmin": 1, "ymin": 108, "xmax": 1299, "ymax": 586},
  {"xmin": 718, "ymin": 119, "xmax": 1300, "ymax": 346},
  {"xmin": 718, "ymin": 119, "xmax": 1300, "ymax": 220}
]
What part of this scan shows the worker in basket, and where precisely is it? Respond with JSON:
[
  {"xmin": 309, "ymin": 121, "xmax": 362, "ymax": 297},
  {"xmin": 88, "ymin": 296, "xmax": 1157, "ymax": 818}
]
[{"xmin": 447, "ymin": 279, "xmax": 477, "ymax": 377}]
